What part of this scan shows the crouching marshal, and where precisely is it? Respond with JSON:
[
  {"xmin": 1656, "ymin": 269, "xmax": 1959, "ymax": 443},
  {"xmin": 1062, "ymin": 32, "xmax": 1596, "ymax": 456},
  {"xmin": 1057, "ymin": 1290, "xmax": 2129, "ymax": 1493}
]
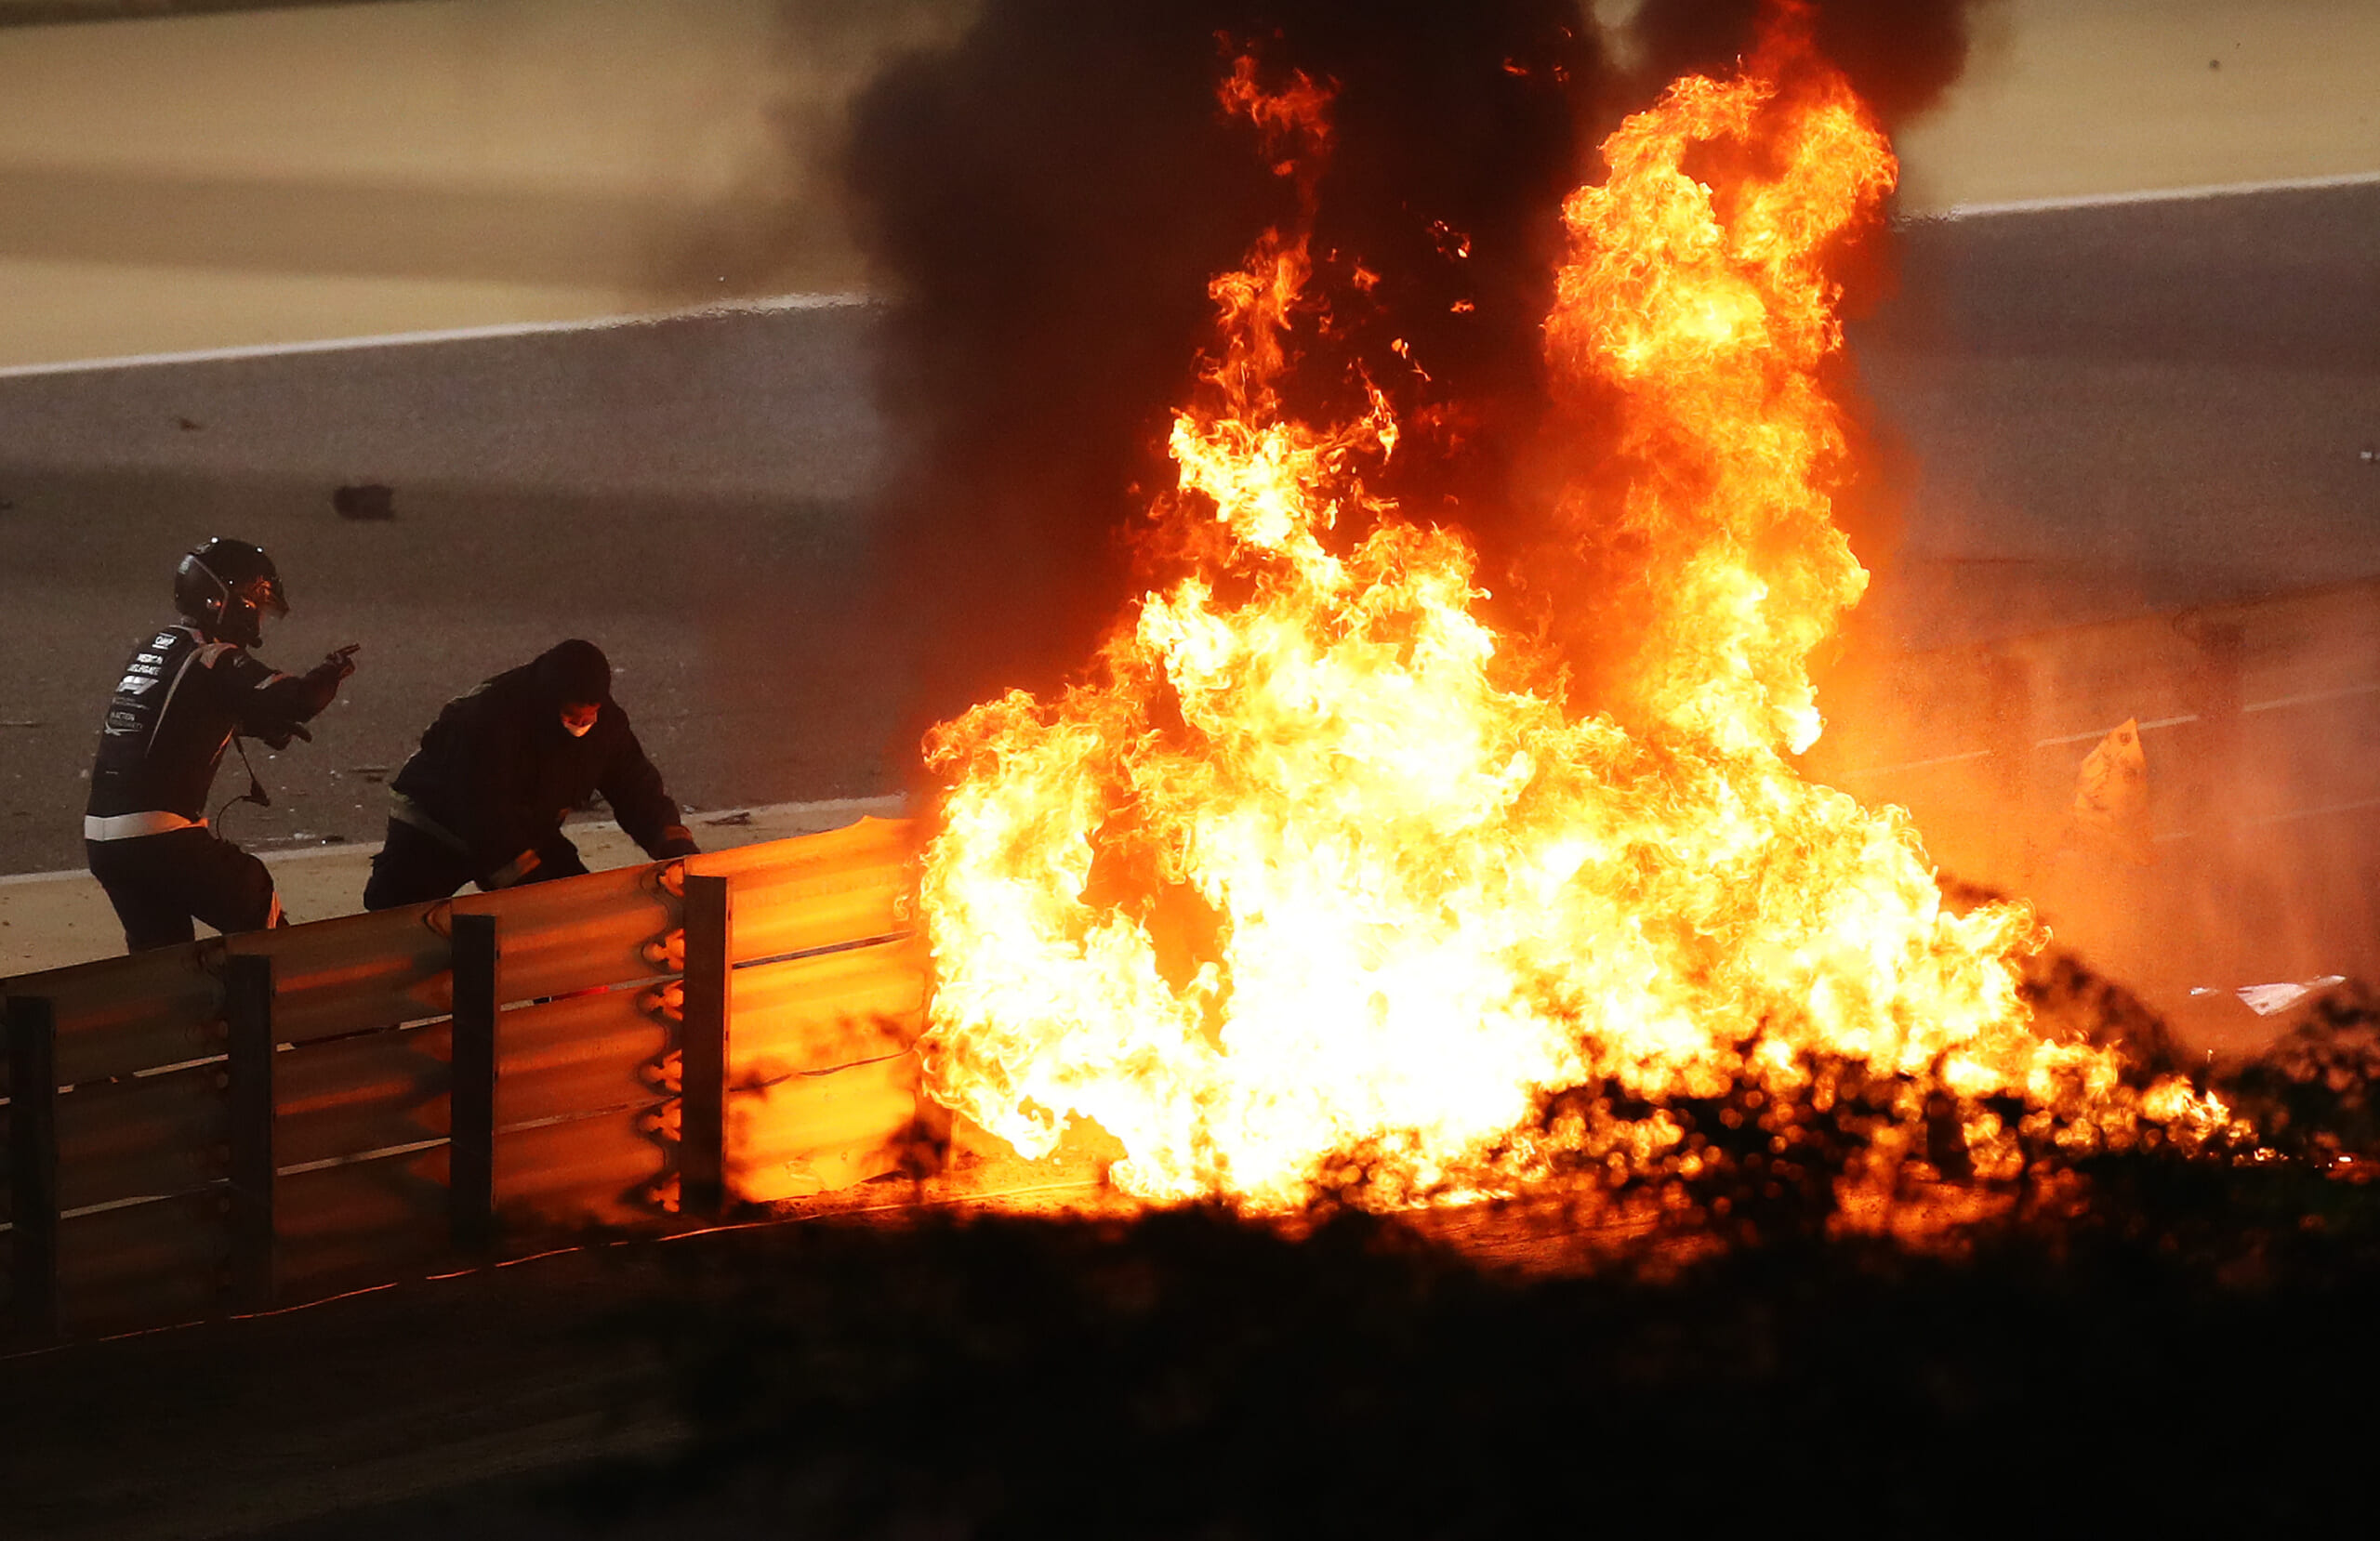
[{"xmin": 364, "ymin": 639, "xmax": 700, "ymax": 909}]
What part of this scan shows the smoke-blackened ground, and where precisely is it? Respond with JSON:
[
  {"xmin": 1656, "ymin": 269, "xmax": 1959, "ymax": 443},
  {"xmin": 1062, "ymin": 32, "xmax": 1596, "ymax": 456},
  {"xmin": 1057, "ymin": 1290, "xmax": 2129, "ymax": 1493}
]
[{"xmin": 14, "ymin": 1157, "xmax": 2380, "ymax": 1537}]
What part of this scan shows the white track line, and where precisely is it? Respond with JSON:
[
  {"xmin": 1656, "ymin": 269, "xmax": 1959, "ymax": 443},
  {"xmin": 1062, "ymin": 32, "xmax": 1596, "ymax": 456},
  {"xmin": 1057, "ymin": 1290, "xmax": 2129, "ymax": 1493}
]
[
  {"xmin": 2244, "ymin": 681, "xmax": 2380, "ymax": 715},
  {"xmin": 4, "ymin": 175, "xmax": 2371, "ymax": 377},
  {"xmin": 0, "ymin": 292, "xmax": 874, "ymax": 381},
  {"xmin": 1834, "ymin": 748, "xmax": 1992, "ymax": 778},
  {"xmin": 2032, "ymin": 713, "xmax": 2201, "ymax": 749},
  {"xmin": 1844, "ymin": 679, "xmax": 2380, "ymax": 780},
  {"xmin": 1923, "ymin": 168, "xmax": 2380, "ymax": 222}
]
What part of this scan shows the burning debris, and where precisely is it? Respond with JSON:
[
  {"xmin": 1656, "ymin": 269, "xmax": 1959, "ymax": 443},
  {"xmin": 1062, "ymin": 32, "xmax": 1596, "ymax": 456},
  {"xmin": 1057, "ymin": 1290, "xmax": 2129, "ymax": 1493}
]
[{"xmin": 910, "ymin": 16, "xmax": 2237, "ymax": 1218}]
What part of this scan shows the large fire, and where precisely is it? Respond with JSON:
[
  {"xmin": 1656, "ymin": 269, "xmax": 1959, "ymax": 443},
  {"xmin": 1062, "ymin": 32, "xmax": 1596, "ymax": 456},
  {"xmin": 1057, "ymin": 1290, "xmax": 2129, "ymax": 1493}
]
[{"xmin": 914, "ymin": 23, "xmax": 2232, "ymax": 1213}]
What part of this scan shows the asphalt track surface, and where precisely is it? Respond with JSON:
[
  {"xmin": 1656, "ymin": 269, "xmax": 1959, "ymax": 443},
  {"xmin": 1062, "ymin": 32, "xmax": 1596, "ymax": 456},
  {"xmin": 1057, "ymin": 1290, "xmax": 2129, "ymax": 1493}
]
[
  {"xmin": 0, "ymin": 302, "xmax": 905, "ymax": 876},
  {"xmin": 1, "ymin": 182, "xmax": 2375, "ymax": 876}
]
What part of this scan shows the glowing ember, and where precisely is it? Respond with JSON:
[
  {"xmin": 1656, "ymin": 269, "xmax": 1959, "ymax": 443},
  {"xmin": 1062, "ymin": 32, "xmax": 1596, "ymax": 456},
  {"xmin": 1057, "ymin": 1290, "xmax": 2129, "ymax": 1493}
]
[{"xmin": 916, "ymin": 22, "xmax": 2233, "ymax": 1212}]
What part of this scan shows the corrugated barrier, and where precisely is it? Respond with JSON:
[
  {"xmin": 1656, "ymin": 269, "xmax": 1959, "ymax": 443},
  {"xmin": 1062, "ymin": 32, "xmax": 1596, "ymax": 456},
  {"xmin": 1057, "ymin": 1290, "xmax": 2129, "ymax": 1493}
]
[{"xmin": 0, "ymin": 816, "xmax": 933, "ymax": 1339}]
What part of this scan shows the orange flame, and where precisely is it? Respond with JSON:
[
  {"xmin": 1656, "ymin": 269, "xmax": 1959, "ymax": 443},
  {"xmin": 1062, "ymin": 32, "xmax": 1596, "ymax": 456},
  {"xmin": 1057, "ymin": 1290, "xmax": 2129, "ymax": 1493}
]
[{"xmin": 916, "ymin": 35, "xmax": 2233, "ymax": 1213}]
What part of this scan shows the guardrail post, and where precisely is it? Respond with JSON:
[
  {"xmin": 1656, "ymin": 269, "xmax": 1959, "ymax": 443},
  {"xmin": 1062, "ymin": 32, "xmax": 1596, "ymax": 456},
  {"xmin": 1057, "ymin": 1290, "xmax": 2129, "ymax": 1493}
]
[
  {"xmin": 449, "ymin": 913, "xmax": 499, "ymax": 1253},
  {"xmin": 224, "ymin": 955, "xmax": 277, "ymax": 1312},
  {"xmin": 680, "ymin": 875, "xmax": 732, "ymax": 1218},
  {"xmin": 5, "ymin": 995, "xmax": 60, "ymax": 1339}
]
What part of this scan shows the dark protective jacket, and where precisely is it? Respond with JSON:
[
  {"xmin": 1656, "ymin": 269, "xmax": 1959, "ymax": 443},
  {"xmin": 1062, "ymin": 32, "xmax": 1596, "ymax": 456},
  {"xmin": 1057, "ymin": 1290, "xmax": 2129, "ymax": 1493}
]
[
  {"xmin": 86, "ymin": 622, "xmax": 343, "ymax": 836},
  {"xmin": 387, "ymin": 658, "xmax": 694, "ymax": 881}
]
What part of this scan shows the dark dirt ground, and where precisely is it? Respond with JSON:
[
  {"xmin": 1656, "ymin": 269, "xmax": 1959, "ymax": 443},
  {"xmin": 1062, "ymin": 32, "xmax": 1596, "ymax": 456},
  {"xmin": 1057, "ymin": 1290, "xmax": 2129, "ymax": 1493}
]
[{"xmin": 9, "ymin": 1150, "xmax": 2380, "ymax": 1540}]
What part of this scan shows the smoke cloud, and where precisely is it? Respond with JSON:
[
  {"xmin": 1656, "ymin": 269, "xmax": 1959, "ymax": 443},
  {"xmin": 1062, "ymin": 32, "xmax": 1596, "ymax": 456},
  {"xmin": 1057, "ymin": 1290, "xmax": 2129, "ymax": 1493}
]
[
  {"xmin": 1627, "ymin": 0, "xmax": 1998, "ymax": 127},
  {"xmin": 845, "ymin": 0, "xmax": 1599, "ymax": 738},
  {"xmin": 840, "ymin": 1, "xmax": 1998, "ymax": 750}
]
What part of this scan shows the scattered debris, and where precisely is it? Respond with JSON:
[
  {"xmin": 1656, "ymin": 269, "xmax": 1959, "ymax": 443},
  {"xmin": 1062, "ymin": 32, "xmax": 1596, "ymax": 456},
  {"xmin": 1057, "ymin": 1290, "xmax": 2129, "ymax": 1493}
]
[
  {"xmin": 2192, "ymin": 975, "xmax": 2353, "ymax": 1016},
  {"xmin": 350, "ymin": 765, "xmax": 390, "ymax": 783},
  {"xmin": 176, "ymin": 415, "xmax": 204, "ymax": 431},
  {"xmin": 2238, "ymin": 976, "xmax": 2349, "ymax": 1017},
  {"xmin": 1, "ymin": 719, "xmax": 41, "ymax": 729},
  {"xmin": 704, "ymin": 810, "xmax": 756, "ymax": 827},
  {"xmin": 2071, "ymin": 718, "xmax": 2154, "ymax": 865},
  {"xmin": 2221, "ymin": 983, "xmax": 2380, "ymax": 1157},
  {"xmin": 333, "ymin": 483, "xmax": 396, "ymax": 520}
]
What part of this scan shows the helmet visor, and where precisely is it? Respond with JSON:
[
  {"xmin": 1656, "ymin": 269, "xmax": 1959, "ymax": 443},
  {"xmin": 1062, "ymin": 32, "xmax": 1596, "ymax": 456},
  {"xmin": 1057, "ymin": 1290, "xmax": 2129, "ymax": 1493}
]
[{"xmin": 242, "ymin": 573, "xmax": 290, "ymax": 619}]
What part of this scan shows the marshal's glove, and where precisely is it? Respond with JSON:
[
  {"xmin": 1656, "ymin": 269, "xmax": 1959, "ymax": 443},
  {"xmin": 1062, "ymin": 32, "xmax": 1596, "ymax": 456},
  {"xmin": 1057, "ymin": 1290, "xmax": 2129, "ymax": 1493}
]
[
  {"xmin": 650, "ymin": 823, "xmax": 701, "ymax": 861},
  {"xmin": 483, "ymin": 848, "xmax": 543, "ymax": 890},
  {"xmin": 313, "ymin": 644, "xmax": 361, "ymax": 686},
  {"xmin": 250, "ymin": 720, "xmax": 313, "ymax": 751}
]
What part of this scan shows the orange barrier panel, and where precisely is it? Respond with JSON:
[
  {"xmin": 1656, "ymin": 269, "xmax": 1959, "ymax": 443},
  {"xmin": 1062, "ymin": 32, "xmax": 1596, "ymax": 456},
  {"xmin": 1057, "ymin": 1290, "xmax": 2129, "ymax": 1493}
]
[
  {"xmin": 54, "ymin": 1064, "xmax": 227, "ymax": 1212},
  {"xmin": 274, "ymin": 1144, "xmax": 452, "ymax": 1299},
  {"xmin": 693, "ymin": 817, "xmax": 916, "ymax": 965},
  {"xmin": 496, "ymin": 985, "xmax": 672, "ymax": 1127},
  {"xmin": 1, "ymin": 862, "xmax": 681, "ymax": 1087},
  {"xmin": 6, "ymin": 942, "xmax": 222, "ymax": 1086},
  {"xmin": 450, "ymin": 862, "xmax": 684, "ymax": 1001},
  {"xmin": 273, "ymin": 987, "xmax": 678, "ymax": 1170},
  {"xmin": 496, "ymin": 1107, "xmax": 669, "ymax": 1227},
  {"xmin": 3, "ymin": 824, "xmax": 917, "ymax": 1086},
  {"xmin": 732, "ymin": 935, "xmax": 928, "ymax": 1080},
  {"xmin": 275, "ymin": 1021, "xmax": 451, "ymax": 1169},
  {"xmin": 225, "ymin": 901, "xmax": 455, "ymax": 1045},
  {"xmin": 226, "ymin": 861, "xmax": 681, "ymax": 1043},
  {"xmin": 55, "ymin": 1192, "xmax": 227, "ymax": 1335},
  {"xmin": 274, "ymin": 1107, "xmax": 670, "ymax": 1297},
  {"xmin": 731, "ymin": 1052, "xmax": 924, "ymax": 1204},
  {"xmin": 4, "ymin": 817, "xmax": 937, "ymax": 1334}
]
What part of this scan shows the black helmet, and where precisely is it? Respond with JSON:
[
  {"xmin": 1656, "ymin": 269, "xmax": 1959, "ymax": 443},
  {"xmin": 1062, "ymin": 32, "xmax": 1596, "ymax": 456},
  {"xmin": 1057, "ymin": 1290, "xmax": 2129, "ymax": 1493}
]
[{"xmin": 174, "ymin": 537, "xmax": 288, "ymax": 648}]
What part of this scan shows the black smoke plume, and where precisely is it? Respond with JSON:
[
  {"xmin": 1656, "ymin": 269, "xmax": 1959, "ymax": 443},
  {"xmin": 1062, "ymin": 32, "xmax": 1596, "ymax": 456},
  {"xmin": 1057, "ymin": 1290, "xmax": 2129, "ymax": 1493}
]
[
  {"xmin": 1629, "ymin": 0, "xmax": 2000, "ymax": 127},
  {"xmin": 841, "ymin": 1, "xmax": 2000, "ymax": 755},
  {"xmin": 845, "ymin": 1, "xmax": 1600, "ymax": 744}
]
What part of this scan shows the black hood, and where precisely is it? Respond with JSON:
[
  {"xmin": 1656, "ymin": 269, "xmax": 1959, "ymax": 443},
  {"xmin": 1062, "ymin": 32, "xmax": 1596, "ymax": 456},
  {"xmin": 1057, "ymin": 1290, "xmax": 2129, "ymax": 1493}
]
[{"xmin": 534, "ymin": 639, "xmax": 611, "ymax": 707}]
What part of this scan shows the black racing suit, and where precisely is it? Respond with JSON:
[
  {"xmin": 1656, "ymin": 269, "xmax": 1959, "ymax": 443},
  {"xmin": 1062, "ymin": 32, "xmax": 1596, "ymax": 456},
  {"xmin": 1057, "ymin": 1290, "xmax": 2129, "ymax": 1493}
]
[
  {"xmin": 363, "ymin": 662, "xmax": 697, "ymax": 910},
  {"xmin": 85, "ymin": 621, "xmax": 346, "ymax": 951}
]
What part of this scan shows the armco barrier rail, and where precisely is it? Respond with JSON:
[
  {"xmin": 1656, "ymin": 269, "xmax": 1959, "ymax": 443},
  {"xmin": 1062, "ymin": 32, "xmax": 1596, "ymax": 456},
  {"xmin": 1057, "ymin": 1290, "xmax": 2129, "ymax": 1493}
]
[
  {"xmin": 1808, "ymin": 575, "xmax": 2380, "ymax": 999},
  {"xmin": 0, "ymin": 816, "xmax": 934, "ymax": 1339}
]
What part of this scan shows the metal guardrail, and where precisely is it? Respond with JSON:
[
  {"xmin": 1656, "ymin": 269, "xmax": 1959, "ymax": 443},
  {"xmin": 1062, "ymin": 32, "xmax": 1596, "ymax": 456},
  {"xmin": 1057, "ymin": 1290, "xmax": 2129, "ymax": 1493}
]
[
  {"xmin": 0, "ymin": 816, "xmax": 933, "ymax": 1339},
  {"xmin": 1805, "ymin": 576, "xmax": 2380, "ymax": 1008}
]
